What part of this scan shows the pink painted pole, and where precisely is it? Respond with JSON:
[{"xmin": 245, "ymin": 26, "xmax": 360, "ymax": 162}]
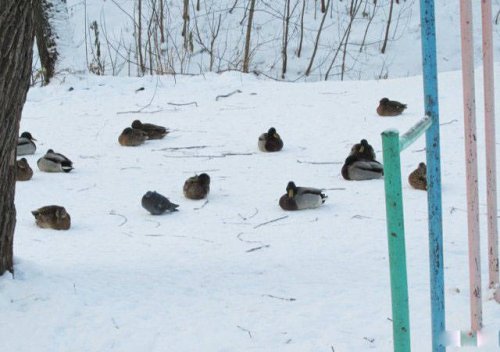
[
  {"xmin": 481, "ymin": 0, "xmax": 499, "ymax": 291},
  {"xmin": 460, "ymin": 0, "xmax": 483, "ymax": 332}
]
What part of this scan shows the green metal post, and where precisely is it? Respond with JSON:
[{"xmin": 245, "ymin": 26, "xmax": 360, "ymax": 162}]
[{"xmin": 382, "ymin": 129, "xmax": 411, "ymax": 352}]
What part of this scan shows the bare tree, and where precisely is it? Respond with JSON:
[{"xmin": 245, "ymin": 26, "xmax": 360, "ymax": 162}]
[
  {"xmin": 242, "ymin": 0, "xmax": 256, "ymax": 73},
  {"xmin": 0, "ymin": 1, "xmax": 34, "ymax": 275},
  {"xmin": 381, "ymin": 0, "xmax": 394, "ymax": 53},
  {"xmin": 297, "ymin": 0, "xmax": 306, "ymax": 58},
  {"xmin": 305, "ymin": 0, "xmax": 330, "ymax": 76},
  {"xmin": 281, "ymin": 0, "xmax": 291, "ymax": 79},
  {"xmin": 32, "ymin": 0, "xmax": 69, "ymax": 84}
]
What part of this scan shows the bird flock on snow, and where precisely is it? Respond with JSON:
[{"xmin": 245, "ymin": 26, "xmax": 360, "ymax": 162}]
[{"xmin": 17, "ymin": 97, "xmax": 426, "ymax": 230}]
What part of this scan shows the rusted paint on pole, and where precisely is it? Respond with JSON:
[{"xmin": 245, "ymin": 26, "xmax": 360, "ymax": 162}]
[
  {"xmin": 460, "ymin": 0, "xmax": 483, "ymax": 332},
  {"xmin": 481, "ymin": 0, "xmax": 499, "ymax": 291}
]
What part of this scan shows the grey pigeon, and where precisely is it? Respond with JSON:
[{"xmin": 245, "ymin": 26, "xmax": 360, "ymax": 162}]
[{"xmin": 142, "ymin": 191, "xmax": 179, "ymax": 215}]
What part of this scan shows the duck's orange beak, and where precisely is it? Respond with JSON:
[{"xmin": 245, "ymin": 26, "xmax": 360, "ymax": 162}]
[
  {"xmin": 288, "ymin": 189, "xmax": 294, "ymax": 198},
  {"xmin": 359, "ymin": 145, "xmax": 364, "ymax": 153}
]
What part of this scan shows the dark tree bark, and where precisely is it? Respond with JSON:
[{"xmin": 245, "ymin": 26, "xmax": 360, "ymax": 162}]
[
  {"xmin": 32, "ymin": 0, "xmax": 67, "ymax": 84},
  {"xmin": 0, "ymin": 1, "xmax": 34, "ymax": 275},
  {"xmin": 381, "ymin": 0, "xmax": 394, "ymax": 54},
  {"xmin": 242, "ymin": 0, "xmax": 256, "ymax": 73}
]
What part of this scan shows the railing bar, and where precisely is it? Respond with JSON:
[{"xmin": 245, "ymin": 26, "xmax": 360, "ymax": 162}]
[{"xmin": 399, "ymin": 116, "xmax": 432, "ymax": 152}]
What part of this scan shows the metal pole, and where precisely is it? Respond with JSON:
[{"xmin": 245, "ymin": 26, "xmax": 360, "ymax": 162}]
[
  {"xmin": 382, "ymin": 129, "xmax": 411, "ymax": 352},
  {"xmin": 460, "ymin": 0, "xmax": 483, "ymax": 333},
  {"xmin": 480, "ymin": 0, "xmax": 499, "ymax": 291},
  {"xmin": 419, "ymin": 0, "xmax": 446, "ymax": 350}
]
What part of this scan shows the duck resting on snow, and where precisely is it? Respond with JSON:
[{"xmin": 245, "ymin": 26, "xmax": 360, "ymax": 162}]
[{"xmin": 279, "ymin": 181, "xmax": 327, "ymax": 211}]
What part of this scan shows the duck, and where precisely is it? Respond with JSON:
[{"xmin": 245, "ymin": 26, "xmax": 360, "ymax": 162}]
[
  {"xmin": 118, "ymin": 127, "xmax": 148, "ymax": 146},
  {"xmin": 17, "ymin": 131, "xmax": 37, "ymax": 156},
  {"xmin": 31, "ymin": 205, "xmax": 71, "ymax": 230},
  {"xmin": 131, "ymin": 120, "xmax": 169, "ymax": 140},
  {"xmin": 350, "ymin": 139, "xmax": 376, "ymax": 160},
  {"xmin": 408, "ymin": 162, "xmax": 427, "ymax": 190},
  {"xmin": 377, "ymin": 97, "xmax": 407, "ymax": 116},
  {"xmin": 258, "ymin": 127, "xmax": 284, "ymax": 152},
  {"xmin": 341, "ymin": 154, "xmax": 384, "ymax": 181},
  {"xmin": 16, "ymin": 158, "xmax": 33, "ymax": 181},
  {"xmin": 142, "ymin": 191, "xmax": 179, "ymax": 215},
  {"xmin": 37, "ymin": 149, "xmax": 73, "ymax": 173},
  {"xmin": 183, "ymin": 173, "xmax": 210, "ymax": 200},
  {"xmin": 279, "ymin": 181, "xmax": 327, "ymax": 211}
]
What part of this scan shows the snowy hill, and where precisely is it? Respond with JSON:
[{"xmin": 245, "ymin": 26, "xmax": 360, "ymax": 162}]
[{"xmin": 57, "ymin": 0, "xmax": 500, "ymax": 81}]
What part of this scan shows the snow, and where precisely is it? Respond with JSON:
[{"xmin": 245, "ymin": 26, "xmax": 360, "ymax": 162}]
[{"xmin": 1, "ymin": 64, "xmax": 499, "ymax": 351}]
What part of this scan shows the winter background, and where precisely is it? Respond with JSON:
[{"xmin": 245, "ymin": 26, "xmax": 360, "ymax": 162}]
[{"xmin": 1, "ymin": 0, "xmax": 500, "ymax": 351}]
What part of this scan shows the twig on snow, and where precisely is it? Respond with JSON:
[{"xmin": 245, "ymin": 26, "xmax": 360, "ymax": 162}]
[
  {"xmin": 194, "ymin": 199, "xmax": 209, "ymax": 210},
  {"xmin": 297, "ymin": 160, "xmax": 342, "ymax": 165},
  {"xmin": 216, "ymin": 89, "xmax": 242, "ymax": 101},
  {"xmin": 246, "ymin": 245, "xmax": 270, "ymax": 253},
  {"xmin": 440, "ymin": 119, "xmax": 458, "ymax": 126},
  {"xmin": 152, "ymin": 145, "xmax": 211, "ymax": 151},
  {"xmin": 237, "ymin": 325, "xmax": 253, "ymax": 339},
  {"xmin": 167, "ymin": 101, "xmax": 198, "ymax": 107},
  {"xmin": 363, "ymin": 337, "xmax": 375, "ymax": 343},
  {"xmin": 238, "ymin": 208, "xmax": 259, "ymax": 221},
  {"xmin": 237, "ymin": 232, "xmax": 261, "ymax": 244},
  {"xmin": 163, "ymin": 152, "xmax": 255, "ymax": 159},
  {"xmin": 263, "ymin": 294, "xmax": 296, "ymax": 302},
  {"xmin": 253, "ymin": 215, "xmax": 288, "ymax": 229},
  {"xmin": 109, "ymin": 210, "xmax": 127, "ymax": 227}
]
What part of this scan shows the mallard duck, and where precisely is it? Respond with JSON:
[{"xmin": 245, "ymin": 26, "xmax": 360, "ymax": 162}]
[
  {"xmin": 37, "ymin": 149, "xmax": 73, "ymax": 173},
  {"xmin": 409, "ymin": 162, "xmax": 427, "ymax": 190},
  {"xmin": 118, "ymin": 127, "xmax": 148, "ymax": 146},
  {"xmin": 31, "ymin": 205, "xmax": 71, "ymax": 230},
  {"xmin": 16, "ymin": 158, "xmax": 33, "ymax": 181},
  {"xmin": 258, "ymin": 127, "xmax": 284, "ymax": 152},
  {"xmin": 183, "ymin": 173, "xmax": 210, "ymax": 200},
  {"xmin": 142, "ymin": 191, "xmax": 179, "ymax": 215},
  {"xmin": 17, "ymin": 131, "xmax": 37, "ymax": 156},
  {"xmin": 341, "ymin": 155, "xmax": 384, "ymax": 180},
  {"xmin": 350, "ymin": 139, "xmax": 376, "ymax": 160},
  {"xmin": 131, "ymin": 120, "xmax": 169, "ymax": 140},
  {"xmin": 279, "ymin": 181, "xmax": 327, "ymax": 211},
  {"xmin": 377, "ymin": 97, "xmax": 407, "ymax": 116}
]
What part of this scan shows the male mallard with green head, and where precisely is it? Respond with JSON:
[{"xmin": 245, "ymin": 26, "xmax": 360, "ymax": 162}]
[
  {"xmin": 37, "ymin": 149, "xmax": 73, "ymax": 173},
  {"xmin": 377, "ymin": 97, "xmax": 407, "ymax": 116},
  {"xmin": 183, "ymin": 173, "xmax": 210, "ymax": 200},
  {"xmin": 17, "ymin": 131, "xmax": 37, "ymax": 156},
  {"xmin": 350, "ymin": 139, "xmax": 376, "ymax": 160},
  {"xmin": 32, "ymin": 205, "xmax": 71, "ymax": 230},
  {"xmin": 279, "ymin": 181, "xmax": 327, "ymax": 211},
  {"xmin": 258, "ymin": 127, "xmax": 284, "ymax": 152},
  {"xmin": 341, "ymin": 155, "xmax": 383, "ymax": 181}
]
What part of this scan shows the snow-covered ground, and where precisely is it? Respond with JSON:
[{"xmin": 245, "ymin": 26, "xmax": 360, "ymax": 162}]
[{"xmin": 1, "ymin": 65, "xmax": 499, "ymax": 351}]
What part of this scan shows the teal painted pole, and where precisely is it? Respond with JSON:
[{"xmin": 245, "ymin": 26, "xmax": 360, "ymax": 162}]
[
  {"xmin": 382, "ymin": 129, "xmax": 411, "ymax": 352},
  {"xmin": 419, "ymin": 0, "xmax": 446, "ymax": 350}
]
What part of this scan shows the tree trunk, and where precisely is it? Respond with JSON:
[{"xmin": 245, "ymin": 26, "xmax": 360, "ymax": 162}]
[
  {"xmin": 381, "ymin": 0, "xmax": 394, "ymax": 54},
  {"xmin": 0, "ymin": 1, "xmax": 34, "ymax": 276},
  {"xmin": 242, "ymin": 0, "xmax": 256, "ymax": 73},
  {"xmin": 32, "ymin": 0, "xmax": 67, "ymax": 84}
]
